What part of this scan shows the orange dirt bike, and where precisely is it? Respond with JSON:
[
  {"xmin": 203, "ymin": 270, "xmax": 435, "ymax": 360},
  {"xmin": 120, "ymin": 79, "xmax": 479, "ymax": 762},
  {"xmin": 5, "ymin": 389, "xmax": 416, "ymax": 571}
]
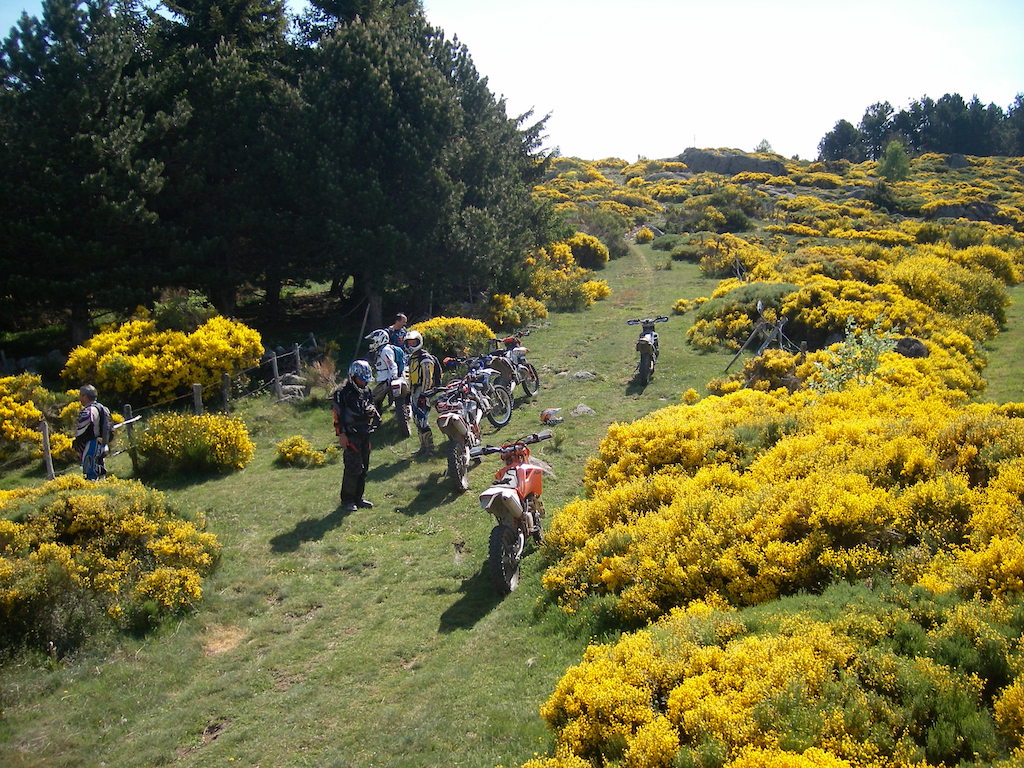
[
  {"xmin": 485, "ymin": 331, "xmax": 540, "ymax": 398},
  {"xmin": 627, "ymin": 316, "xmax": 668, "ymax": 385},
  {"xmin": 469, "ymin": 429, "xmax": 553, "ymax": 594}
]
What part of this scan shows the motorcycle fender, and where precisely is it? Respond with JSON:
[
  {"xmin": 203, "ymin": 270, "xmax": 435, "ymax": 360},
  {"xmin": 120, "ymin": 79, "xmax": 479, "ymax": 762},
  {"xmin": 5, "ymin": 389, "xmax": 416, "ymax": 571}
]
[
  {"xmin": 479, "ymin": 487, "xmax": 524, "ymax": 523},
  {"xmin": 636, "ymin": 337, "xmax": 654, "ymax": 353},
  {"xmin": 390, "ymin": 377, "xmax": 410, "ymax": 397},
  {"xmin": 437, "ymin": 413, "xmax": 468, "ymax": 440}
]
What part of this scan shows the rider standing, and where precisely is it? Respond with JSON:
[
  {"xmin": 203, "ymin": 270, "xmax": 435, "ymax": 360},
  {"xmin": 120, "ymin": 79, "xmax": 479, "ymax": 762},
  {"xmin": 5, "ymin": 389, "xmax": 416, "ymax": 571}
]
[
  {"xmin": 332, "ymin": 361, "xmax": 380, "ymax": 512},
  {"xmin": 365, "ymin": 328, "xmax": 410, "ymax": 435},
  {"xmin": 405, "ymin": 329, "xmax": 438, "ymax": 456},
  {"xmin": 72, "ymin": 384, "xmax": 111, "ymax": 480}
]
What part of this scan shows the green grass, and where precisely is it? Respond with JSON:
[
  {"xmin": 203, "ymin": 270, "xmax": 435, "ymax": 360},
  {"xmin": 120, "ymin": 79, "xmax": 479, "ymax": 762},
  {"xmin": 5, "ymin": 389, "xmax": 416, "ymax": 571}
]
[
  {"xmin": 982, "ymin": 281, "xmax": 1024, "ymax": 403},
  {"xmin": 1, "ymin": 245, "xmax": 1020, "ymax": 767}
]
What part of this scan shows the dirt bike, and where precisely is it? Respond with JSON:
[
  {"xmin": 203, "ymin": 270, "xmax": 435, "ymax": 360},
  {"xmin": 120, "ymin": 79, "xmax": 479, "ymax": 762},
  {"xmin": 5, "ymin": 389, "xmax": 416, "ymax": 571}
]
[
  {"xmin": 431, "ymin": 378, "xmax": 487, "ymax": 492},
  {"xmin": 470, "ymin": 430, "xmax": 554, "ymax": 594},
  {"xmin": 444, "ymin": 356, "xmax": 513, "ymax": 428},
  {"xmin": 486, "ymin": 331, "xmax": 540, "ymax": 398},
  {"xmin": 627, "ymin": 316, "xmax": 668, "ymax": 385}
]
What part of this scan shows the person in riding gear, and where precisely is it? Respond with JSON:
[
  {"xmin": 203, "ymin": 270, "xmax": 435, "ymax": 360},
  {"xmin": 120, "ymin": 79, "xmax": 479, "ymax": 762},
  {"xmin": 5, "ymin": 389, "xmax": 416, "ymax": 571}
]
[
  {"xmin": 72, "ymin": 384, "xmax": 110, "ymax": 480},
  {"xmin": 365, "ymin": 327, "xmax": 411, "ymax": 436},
  {"xmin": 405, "ymin": 329, "xmax": 438, "ymax": 456},
  {"xmin": 332, "ymin": 360, "xmax": 380, "ymax": 512}
]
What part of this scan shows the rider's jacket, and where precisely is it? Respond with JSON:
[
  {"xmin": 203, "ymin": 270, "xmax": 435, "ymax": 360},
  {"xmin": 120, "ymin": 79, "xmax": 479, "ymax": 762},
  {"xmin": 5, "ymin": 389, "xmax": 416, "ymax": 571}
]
[
  {"xmin": 332, "ymin": 381, "xmax": 379, "ymax": 435},
  {"xmin": 371, "ymin": 344, "xmax": 399, "ymax": 384},
  {"xmin": 407, "ymin": 349, "xmax": 436, "ymax": 393}
]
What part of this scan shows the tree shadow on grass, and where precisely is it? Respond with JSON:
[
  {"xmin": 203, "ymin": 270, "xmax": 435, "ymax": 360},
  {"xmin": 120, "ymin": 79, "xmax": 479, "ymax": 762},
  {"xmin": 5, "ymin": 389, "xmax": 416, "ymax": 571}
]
[
  {"xmin": 269, "ymin": 504, "xmax": 354, "ymax": 553},
  {"xmin": 437, "ymin": 566, "xmax": 502, "ymax": 633}
]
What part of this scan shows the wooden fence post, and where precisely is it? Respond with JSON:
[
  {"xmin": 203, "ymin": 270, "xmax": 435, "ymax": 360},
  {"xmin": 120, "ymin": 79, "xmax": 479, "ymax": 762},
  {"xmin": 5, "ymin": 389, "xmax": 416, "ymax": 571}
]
[
  {"xmin": 122, "ymin": 404, "xmax": 138, "ymax": 475},
  {"xmin": 292, "ymin": 343, "xmax": 301, "ymax": 375},
  {"xmin": 221, "ymin": 373, "xmax": 232, "ymax": 411},
  {"xmin": 39, "ymin": 419, "xmax": 55, "ymax": 480},
  {"xmin": 270, "ymin": 353, "xmax": 283, "ymax": 401},
  {"xmin": 193, "ymin": 383, "xmax": 204, "ymax": 415}
]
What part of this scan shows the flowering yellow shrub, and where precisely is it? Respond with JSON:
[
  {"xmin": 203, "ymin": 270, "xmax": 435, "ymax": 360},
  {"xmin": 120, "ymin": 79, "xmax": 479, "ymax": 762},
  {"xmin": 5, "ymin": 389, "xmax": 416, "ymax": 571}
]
[
  {"xmin": 62, "ymin": 313, "xmax": 263, "ymax": 405},
  {"xmin": 581, "ymin": 280, "xmax": 611, "ymax": 303},
  {"xmin": 275, "ymin": 435, "xmax": 338, "ymax": 468},
  {"xmin": 635, "ymin": 226, "xmax": 655, "ymax": 243},
  {"xmin": 409, "ymin": 316, "xmax": 494, "ymax": 358},
  {"xmin": 698, "ymin": 234, "xmax": 779, "ymax": 279},
  {"xmin": 528, "ymin": 588, "xmax": 1015, "ymax": 768},
  {"xmin": 484, "ymin": 293, "xmax": 548, "ymax": 331},
  {"xmin": 136, "ymin": 412, "xmax": 255, "ymax": 475},
  {"xmin": 0, "ymin": 374, "xmax": 78, "ymax": 462},
  {"xmin": 0, "ymin": 476, "xmax": 220, "ymax": 652},
  {"xmin": 527, "ymin": 244, "xmax": 603, "ymax": 311},
  {"xmin": 542, "ymin": 383, "xmax": 1024, "ymax": 622},
  {"xmin": 564, "ymin": 232, "xmax": 610, "ymax": 269}
]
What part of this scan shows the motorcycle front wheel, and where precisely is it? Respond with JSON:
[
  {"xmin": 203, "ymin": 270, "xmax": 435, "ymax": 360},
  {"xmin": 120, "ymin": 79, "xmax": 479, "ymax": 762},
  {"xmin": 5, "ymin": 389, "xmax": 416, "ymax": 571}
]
[
  {"xmin": 637, "ymin": 352, "xmax": 653, "ymax": 385},
  {"xmin": 485, "ymin": 385, "xmax": 513, "ymax": 428},
  {"xmin": 446, "ymin": 438, "xmax": 469, "ymax": 492},
  {"xmin": 488, "ymin": 523, "xmax": 525, "ymax": 594},
  {"xmin": 520, "ymin": 363, "xmax": 540, "ymax": 397}
]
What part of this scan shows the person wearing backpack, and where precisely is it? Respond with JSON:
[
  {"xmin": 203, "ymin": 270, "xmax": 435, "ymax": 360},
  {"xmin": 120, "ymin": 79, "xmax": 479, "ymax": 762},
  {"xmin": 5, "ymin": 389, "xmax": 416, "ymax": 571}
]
[
  {"xmin": 404, "ymin": 330, "xmax": 441, "ymax": 456},
  {"xmin": 72, "ymin": 384, "xmax": 112, "ymax": 480},
  {"xmin": 365, "ymin": 328, "xmax": 411, "ymax": 438}
]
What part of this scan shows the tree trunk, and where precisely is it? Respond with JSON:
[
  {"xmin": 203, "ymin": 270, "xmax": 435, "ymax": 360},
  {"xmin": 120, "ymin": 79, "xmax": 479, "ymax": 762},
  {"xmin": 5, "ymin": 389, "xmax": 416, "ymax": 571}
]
[
  {"xmin": 211, "ymin": 283, "xmax": 238, "ymax": 317},
  {"xmin": 365, "ymin": 283, "xmax": 382, "ymax": 331},
  {"xmin": 263, "ymin": 269, "xmax": 283, "ymax": 321},
  {"xmin": 69, "ymin": 301, "xmax": 91, "ymax": 346}
]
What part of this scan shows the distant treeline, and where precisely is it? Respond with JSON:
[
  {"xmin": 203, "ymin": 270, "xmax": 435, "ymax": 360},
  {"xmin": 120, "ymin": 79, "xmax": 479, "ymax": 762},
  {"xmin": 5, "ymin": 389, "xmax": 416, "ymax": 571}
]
[
  {"xmin": 818, "ymin": 93, "xmax": 1024, "ymax": 162},
  {"xmin": 0, "ymin": 0, "xmax": 559, "ymax": 343}
]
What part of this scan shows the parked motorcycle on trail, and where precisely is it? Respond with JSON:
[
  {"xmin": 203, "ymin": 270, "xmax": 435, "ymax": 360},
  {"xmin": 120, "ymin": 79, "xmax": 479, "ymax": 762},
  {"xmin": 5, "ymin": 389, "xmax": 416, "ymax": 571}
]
[
  {"xmin": 432, "ymin": 380, "xmax": 484, "ymax": 493},
  {"xmin": 486, "ymin": 331, "xmax": 540, "ymax": 398},
  {"xmin": 470, "ymin": 430, "xmax": 554, "ymax": 594},
  {"xmin": 431, "ymin": 356, "xmax": 512, "ymax": 492},
  {"xmin": 444, "ymin": 356, "xmax": 513, "ymax": 428},
  {"xmin": 627, "ymin": 316, "xmax": 668, "ymax": 385}
]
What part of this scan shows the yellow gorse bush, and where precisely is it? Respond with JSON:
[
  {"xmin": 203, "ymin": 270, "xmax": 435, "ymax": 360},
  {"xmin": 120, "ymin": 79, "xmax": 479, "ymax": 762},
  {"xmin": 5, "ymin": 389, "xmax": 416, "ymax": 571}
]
[
  {"xmin": 62, "ymin": 313, "xmax": 263, "ymax": 405},
  {"xmin": 0, "ymin": 476, "xmax": 220, "ymax": 651},
  {"xmin": 275, "ymin": 435, "xmax": 338, "ymax": 468},
  {"xmin": 136, "ymin": 412, "xmax": 255, "ymax": 475},
  {"xmin": 0, "ymin": 374, "xmax": 87, "ymax": 463},
  {"xmin": 533, "ymin": 589, "xmax": 1020, "ymax": 767},
  {"xmin": 409, "ymin": 316, "xmax": 494, "ymax": 358}
]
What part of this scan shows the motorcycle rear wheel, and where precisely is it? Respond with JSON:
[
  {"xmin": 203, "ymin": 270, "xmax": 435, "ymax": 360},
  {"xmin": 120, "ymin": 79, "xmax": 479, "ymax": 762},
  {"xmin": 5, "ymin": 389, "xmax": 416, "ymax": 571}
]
[
  {"xmin": 638, "ymin": 352, "xmax": 653, "ymax": 385},
  {"xmin": 485, "ymin": 384, "xmax": 513, "ymax": 428},
  {"xmin": 521, "ymin": 363, "xmax": 540, "ymax": 397},
  {"xmin": 488, "ymin": 523, "xmax": 525, "ymax": 594},
  {"xmin": 446, "ymin": 438, "xmax": 469, "ymax": 492}
]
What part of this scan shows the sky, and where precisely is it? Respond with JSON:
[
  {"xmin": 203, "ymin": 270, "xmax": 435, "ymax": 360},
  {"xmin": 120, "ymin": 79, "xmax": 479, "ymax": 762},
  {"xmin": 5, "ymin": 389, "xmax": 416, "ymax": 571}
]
[{"xmin": 2, "ymin": 0, "xmax": 1022, "ymax": 161}]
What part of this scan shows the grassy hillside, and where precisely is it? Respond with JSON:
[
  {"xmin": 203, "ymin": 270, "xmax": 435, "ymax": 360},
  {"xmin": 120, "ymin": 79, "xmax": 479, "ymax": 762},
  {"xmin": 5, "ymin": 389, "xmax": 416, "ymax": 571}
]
[{"xmin": 2, "ymin": 150, "xmax": 1023, "ymax": 768}]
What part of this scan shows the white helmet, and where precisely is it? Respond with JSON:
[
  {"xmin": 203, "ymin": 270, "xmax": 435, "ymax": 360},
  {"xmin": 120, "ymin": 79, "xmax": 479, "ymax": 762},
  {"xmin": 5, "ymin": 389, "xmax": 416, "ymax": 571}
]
[
  {"xmin": 365, "ymin": 329, "xmax": 389, "ymax": 352},
  {"xmin": 405, "ymin": 329, "xmax": 424, "ymax": 353}
]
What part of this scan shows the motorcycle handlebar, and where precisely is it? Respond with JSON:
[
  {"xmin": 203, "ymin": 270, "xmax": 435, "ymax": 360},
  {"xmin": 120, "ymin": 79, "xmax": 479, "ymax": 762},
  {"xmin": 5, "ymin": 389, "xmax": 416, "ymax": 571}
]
[
  {"xmin": 471, "ymin": 429, "xmax": 554, "ymax": 457},
  {"xmin": 626, "ymin": 316, "xmax": 669, "ymax": 325}
]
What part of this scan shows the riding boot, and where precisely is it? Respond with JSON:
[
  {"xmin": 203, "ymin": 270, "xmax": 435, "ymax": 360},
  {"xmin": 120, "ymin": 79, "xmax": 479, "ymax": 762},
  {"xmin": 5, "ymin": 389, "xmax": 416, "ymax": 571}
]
[{"xmin": 414, "ymin": 428, "xmax": 434, "ymax": 456}]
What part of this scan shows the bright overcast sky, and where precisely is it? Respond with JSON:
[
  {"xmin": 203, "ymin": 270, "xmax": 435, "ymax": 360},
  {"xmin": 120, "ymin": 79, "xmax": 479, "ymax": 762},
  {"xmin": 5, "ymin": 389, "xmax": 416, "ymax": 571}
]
[{"xmin": 2, "ymin": 0, "xmax": 1022, "ymax": 160}]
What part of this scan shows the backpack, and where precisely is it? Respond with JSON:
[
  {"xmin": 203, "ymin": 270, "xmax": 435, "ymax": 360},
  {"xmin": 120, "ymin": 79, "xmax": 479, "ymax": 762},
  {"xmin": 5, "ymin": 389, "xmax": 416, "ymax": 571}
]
[
  {"xmin": 95, "ymin": 402, "xmax": 114, "ymax": 444},
  {"xmin": 392, "ymin": 344, "xmax": 406, "ymax": 377}
]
